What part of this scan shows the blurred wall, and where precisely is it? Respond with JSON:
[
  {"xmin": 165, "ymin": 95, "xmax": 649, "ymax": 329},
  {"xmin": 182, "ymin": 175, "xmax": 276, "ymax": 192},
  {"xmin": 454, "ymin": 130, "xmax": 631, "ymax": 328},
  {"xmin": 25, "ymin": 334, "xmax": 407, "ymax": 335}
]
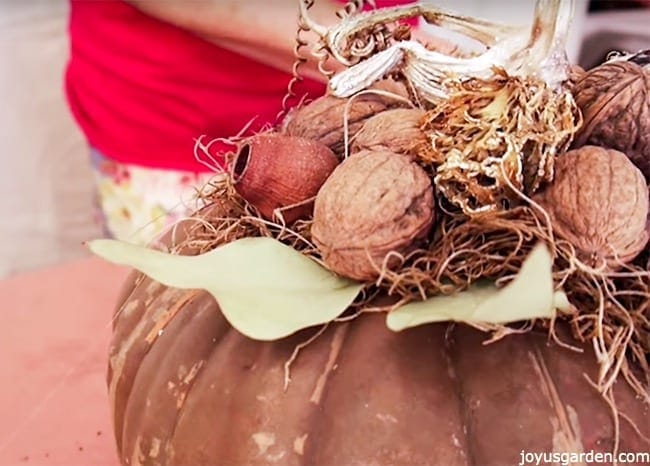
[
  {"xmin": 579, "ymin": 8, "xmax": 650, "ymax": 69},
  {"xmin": 0, "ymin": 0, "xmax": 101, "ymax": 278}
]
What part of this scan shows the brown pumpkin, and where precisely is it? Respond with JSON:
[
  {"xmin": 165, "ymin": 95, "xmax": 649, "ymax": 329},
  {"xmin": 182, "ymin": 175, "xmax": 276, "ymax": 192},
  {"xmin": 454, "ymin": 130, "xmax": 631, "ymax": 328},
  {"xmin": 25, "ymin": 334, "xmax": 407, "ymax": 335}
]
[{"xmin": 109, "ymin": 262, "xmax": 650, "ymax": 465}]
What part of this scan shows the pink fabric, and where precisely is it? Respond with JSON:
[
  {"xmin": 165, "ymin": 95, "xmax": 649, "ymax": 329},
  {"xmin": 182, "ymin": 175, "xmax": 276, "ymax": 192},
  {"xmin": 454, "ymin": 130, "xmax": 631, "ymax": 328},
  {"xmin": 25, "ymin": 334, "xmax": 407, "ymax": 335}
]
[{"xmin": 65, "ymin": 0, "xmax": 417, "ymax": 172}]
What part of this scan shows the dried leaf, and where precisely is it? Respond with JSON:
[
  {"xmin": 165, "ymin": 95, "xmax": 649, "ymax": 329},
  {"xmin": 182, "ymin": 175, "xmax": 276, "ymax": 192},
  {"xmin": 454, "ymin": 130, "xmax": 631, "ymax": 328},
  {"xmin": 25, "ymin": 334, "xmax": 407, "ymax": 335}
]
[
  {"xmin": 387, "ymin": 243, "xmax": 563, "ymax": 331},
  {"xmin": 87, "ymin": 237, "xmax": 363, "ymax": 341}
]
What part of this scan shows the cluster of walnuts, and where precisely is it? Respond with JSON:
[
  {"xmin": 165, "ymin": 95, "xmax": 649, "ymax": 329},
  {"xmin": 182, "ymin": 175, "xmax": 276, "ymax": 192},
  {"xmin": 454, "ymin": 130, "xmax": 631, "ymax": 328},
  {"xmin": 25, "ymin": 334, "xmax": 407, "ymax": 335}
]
[
  {"xmin": 554, "ymin": 55, "xmax": 650, "ymax": 267},
  {"xmin": 233, "ymin": 54, "xmax": 650, "ymax": 282},
  {"xmin": 282, "ymin": 80, "xmax": 437, "ymax": 280}
]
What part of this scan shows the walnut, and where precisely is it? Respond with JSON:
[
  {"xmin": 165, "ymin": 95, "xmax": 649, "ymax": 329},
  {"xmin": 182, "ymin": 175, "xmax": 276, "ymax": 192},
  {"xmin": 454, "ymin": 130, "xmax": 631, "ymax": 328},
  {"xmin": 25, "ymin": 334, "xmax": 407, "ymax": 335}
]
[
  {"xmin": 536, "ymin": 146, "xmax": 649, "ymax": 267},
  {"xmin": 281, "ymin": 79, "xmax": 409, "ymax": 156},
  {"xmin": 312, "ymin": 149, "xmax": 435, "ymax": 281},
  {"xmin": 351, "ymin": 108, "xmax": 428, "ymax": 157},
  {"xmin": 572, "ymin": 58, "xmax": 650, "ymax": 180}
]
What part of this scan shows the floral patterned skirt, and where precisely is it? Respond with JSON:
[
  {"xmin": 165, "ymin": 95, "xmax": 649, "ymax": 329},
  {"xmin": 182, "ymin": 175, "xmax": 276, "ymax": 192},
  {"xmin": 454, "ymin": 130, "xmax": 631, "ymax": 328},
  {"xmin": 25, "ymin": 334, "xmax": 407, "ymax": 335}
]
[{"xmin": 90, "ymin": 149, "xmax": 217, "ymax": 245}]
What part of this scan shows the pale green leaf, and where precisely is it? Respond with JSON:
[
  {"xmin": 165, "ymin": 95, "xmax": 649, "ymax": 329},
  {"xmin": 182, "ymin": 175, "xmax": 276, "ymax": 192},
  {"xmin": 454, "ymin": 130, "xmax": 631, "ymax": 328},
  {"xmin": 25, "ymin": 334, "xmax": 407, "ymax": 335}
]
[
  {"xmin": 387, "ymin": 243, "xmax": 564, "ymax": 331},
  {"xmin": 87, "ymin": 237, "xmax": 363, "ymax": 340}
]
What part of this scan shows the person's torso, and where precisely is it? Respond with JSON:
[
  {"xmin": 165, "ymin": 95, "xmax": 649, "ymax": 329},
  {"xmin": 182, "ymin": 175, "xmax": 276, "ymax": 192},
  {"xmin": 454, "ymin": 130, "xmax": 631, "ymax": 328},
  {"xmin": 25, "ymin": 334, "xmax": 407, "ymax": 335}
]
[{"xmin": 65, "ymin": 0, "xmax": 413, "ymax": 172}]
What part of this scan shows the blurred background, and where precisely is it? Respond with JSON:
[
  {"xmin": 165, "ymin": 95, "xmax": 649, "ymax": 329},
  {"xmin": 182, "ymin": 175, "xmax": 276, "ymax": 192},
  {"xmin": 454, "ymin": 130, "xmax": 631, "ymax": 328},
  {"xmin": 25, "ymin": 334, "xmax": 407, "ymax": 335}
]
[
  {"xmin": 0, "ymin": 1, "xmax": 100, "ymax": 278},
  {"xmin": 0, "ymin": 0, "xmax": 648, "ymax": 279}
]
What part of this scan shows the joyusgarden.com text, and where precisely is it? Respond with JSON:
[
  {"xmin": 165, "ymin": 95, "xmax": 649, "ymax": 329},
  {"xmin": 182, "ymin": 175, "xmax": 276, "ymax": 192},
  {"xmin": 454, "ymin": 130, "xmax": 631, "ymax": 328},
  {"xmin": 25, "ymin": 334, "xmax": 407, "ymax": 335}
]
[{"xmin": 519, "ymin": 450, "xmax": 650, "ymax": 465}]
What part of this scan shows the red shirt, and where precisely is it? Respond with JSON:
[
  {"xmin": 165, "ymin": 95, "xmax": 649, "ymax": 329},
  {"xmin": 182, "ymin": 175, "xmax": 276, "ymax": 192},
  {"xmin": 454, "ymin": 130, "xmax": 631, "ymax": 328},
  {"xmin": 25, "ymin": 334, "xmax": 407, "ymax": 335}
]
[{"xmin": 65, "ymin": 0, "xmax": 415, "ymax": 172}]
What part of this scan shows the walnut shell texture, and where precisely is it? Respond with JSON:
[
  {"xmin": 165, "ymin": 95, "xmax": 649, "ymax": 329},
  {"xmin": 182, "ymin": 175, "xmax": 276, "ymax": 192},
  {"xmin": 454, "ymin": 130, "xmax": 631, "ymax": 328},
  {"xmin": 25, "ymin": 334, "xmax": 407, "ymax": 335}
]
[
  {"xmin": 572, "ymin": 60, "xmax": 650, "ymax": 179},
  {"xmin": 281, "ymin": 79, "xmax": 409, "ymax": 156},
  {"xmin": 351, "ymin": 108, "xmax": 428, "ymax": 156},
  {"xmin": 312, "ymin": 149, "xmax": 434, "ymax": 281},
  {"xmin": 537, "ymin": 145, "xmax": 649, "ymax": 266}
]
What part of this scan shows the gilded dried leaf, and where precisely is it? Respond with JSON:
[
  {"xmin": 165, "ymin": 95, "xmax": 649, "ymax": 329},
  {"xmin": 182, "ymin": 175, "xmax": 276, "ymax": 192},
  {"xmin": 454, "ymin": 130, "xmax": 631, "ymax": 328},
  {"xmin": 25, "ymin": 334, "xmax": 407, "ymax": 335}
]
[{"xmin": 419, "ymin": 72, "xmax": 579, "ymax": 215}]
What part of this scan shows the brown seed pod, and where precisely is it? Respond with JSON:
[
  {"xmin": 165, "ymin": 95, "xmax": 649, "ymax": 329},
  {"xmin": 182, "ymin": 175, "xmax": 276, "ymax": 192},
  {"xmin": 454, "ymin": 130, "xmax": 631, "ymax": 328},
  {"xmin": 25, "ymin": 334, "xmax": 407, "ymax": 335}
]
[
  {"xmin": 231, "ymin": 133, "xmax": 339, "ymax": 223},
  {"xmin": 536, "ymin": 145, "xmax": 649, "ymax": 267},
  {"xmin": 351, "ymin": 108, "xmax": 428, "ymax": 157},
  {"xmin": 572, "ymin": 55, "xmax": 650, "ymax": 179},
  {"xmin": 281, "ymin": 79, "xmax": 410, "ymax": 156},
  {"xmin": 312, "ymin": 149, "xmax": 435, "ymax": 281}
]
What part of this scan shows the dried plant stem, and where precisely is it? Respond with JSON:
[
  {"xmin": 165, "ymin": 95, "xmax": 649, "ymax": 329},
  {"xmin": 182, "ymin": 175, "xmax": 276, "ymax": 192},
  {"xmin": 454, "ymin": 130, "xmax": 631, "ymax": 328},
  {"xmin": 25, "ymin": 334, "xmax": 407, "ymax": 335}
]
[{"xmin": 284, "ymin": 323, "xmax": 330, "ymax": 391}]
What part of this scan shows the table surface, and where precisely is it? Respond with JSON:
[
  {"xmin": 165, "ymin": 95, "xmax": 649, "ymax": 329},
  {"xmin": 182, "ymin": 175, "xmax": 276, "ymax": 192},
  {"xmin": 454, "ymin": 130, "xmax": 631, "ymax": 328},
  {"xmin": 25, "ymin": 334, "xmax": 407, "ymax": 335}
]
[{"xmin": 0, "ymin": 258, "xmax": 129, "ymax": 466}]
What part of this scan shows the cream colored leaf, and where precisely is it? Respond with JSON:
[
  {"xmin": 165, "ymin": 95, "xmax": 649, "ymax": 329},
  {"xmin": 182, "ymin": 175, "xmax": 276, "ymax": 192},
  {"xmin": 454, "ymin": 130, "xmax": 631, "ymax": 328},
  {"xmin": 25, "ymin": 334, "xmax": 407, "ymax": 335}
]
[
  {"xmin": 387, "ymin": 243, "xmax": 563, "ymax": 331},
  {"xmin": 87, "ymin": 237, "xmax": 363, "ymax": 340}
]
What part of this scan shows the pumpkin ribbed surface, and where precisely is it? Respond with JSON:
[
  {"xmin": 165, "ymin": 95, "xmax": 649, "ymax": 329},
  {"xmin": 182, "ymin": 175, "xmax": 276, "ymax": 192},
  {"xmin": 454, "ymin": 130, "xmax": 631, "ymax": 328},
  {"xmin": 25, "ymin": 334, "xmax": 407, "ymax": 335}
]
[{"xmin": 108, "ymin": 273, "xmax": 649, "ymax": 466}]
